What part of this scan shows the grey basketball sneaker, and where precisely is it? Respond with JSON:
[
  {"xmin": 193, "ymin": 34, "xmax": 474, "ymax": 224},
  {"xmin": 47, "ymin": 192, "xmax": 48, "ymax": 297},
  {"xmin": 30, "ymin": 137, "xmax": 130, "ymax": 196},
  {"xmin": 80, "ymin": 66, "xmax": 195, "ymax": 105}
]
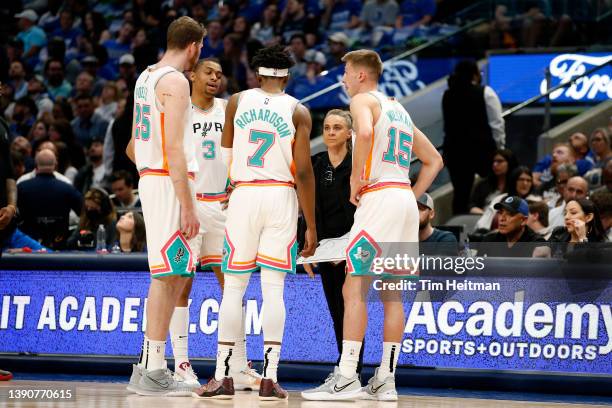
[
  {"xmin": 126, "ymin": 364, "xmax": 143, "ymax": 394},
  {"xmin": 363, "ymin": 368, "xmax": 398, "ymax": 401},
  {"xmin": 135, "ymin": 368, "xmax": 195, "ymax": 397},
  {"xmin": 301, "ymin": 367, "xmax": 364, "ymax": 401}
]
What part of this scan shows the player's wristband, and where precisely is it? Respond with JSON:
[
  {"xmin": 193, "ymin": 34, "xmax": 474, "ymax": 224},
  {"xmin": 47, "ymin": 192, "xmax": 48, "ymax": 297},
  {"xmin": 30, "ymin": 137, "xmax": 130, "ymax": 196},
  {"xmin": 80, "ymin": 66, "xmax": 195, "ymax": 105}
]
[{"xmin": 221, "ymin": 147, "xmax": 233, "ymax": 168}]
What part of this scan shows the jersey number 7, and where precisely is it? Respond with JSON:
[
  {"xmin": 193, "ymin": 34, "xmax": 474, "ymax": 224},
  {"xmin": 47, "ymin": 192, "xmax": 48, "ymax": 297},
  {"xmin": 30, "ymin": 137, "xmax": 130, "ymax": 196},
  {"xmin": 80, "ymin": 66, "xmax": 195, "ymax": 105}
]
[{"xmin": 247, "ymin": 130, "xmax": 275, "ymax": 167}]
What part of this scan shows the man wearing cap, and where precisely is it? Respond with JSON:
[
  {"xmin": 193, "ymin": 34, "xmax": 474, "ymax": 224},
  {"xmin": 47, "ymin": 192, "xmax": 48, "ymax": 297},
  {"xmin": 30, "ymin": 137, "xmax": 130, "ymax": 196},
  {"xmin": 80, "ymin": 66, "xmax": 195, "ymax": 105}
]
[
  {"xmin": 417, "ymin": 193, "xmax": 457, "ymax": 255},
  {"xmin": 286, "ymin": 50, "xmax": 335, "ymax": 100},
  {"xmin": 82, "ymin": 56, "xmax": 107, "ymax": 96},
  {"xmin": 326, "ymin": 32, "xmax": 349, "ymax": 70},
  {"xmin": 74, "ymin": 135, "xmax": 109, "ymax": 196},
  {"xmin": 118, "ymin": 54, "xmax": 137, "ymax": 85},
  {"xmin": 480, "ymin": 196, "xmax": 546, "ymax": 257},
  {"xmin": 15, "ymin": 9, "xmax": 47, "ymax": 64}
]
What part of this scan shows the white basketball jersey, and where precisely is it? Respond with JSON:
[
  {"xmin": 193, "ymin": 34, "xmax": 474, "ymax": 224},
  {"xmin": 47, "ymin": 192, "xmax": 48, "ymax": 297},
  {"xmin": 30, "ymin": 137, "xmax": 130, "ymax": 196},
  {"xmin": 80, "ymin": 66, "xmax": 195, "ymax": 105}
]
[
  {"xmin": 230, "ymin": 89, "xmax": 298, "ymax": 183},
  {"xmin": 192, "ymin": 98, "xmax": 228, "ymax": 199},
  {"xmin": 133, "ymin": 65, "xmax": 198, "ymax": 175},
  {"xmin": 361, "ymin": 91, "xmax": 414, "ymax": 184}
]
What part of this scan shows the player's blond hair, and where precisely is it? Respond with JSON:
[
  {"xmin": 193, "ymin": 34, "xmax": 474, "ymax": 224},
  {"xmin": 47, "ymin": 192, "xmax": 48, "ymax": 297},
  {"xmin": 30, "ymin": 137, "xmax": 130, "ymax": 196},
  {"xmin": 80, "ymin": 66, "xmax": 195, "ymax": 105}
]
[
  {"xmin": 341, "ymin": 50, "xmax": 383, "ymax": 80},
  {"xmin": 167, "ymin": 16, "xmax": 206, "ymax": 50}
]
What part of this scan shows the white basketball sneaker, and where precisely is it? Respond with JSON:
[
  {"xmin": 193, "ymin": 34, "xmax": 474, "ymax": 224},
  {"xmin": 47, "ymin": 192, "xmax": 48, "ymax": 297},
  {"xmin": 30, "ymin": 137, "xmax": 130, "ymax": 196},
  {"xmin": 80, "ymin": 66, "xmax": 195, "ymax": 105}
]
[
  {"xmin": 231, "ymin": 361, "xmax": 262, "ymax": 391},
  {"xmin": 173, "ymin": 361, "xmax": 201, "ymax": 387}
]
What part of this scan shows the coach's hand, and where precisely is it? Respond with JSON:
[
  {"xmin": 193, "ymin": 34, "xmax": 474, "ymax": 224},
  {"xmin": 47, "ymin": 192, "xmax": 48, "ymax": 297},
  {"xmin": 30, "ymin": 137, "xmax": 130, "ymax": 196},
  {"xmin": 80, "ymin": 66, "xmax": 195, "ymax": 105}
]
[
  {"xmin": 349, "ymin": 176, "xmax": 369, "ymax": 207},
  {"xmin": 181, "ymin": 206, "xmax": 200, "ymax": 240},
  {"xmin": 301, "ymin": 228, "xmax": 317, "ymax": 258}
]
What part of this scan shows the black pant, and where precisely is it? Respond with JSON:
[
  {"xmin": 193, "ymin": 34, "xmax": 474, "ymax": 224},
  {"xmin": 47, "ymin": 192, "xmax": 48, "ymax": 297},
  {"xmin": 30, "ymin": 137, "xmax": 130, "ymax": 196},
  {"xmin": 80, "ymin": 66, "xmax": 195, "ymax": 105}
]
[
  {"xmin": 447, "ymin": 162, "xmax": 476, "ymax": 215},
  {"xmin": 318, "ymin": 261, "xmax": 365, "ymax": 373}
]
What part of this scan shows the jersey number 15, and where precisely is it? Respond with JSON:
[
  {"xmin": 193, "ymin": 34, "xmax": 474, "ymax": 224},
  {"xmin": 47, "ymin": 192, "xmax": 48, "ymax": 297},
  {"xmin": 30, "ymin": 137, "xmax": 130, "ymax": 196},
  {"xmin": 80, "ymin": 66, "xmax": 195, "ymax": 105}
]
[{"xmin": 382, "ymin": 127, "xmax": 412, "ymax": 169}]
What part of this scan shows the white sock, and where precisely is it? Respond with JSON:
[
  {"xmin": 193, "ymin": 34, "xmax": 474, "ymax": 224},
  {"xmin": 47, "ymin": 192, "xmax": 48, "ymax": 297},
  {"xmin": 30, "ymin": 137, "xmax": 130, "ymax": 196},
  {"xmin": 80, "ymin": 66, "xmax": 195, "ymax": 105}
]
[
  {"xmin": 169, "ymin": 307, "xmax": 189, "ymax": 369},
  {"xmin": 138, "ymin": 336, "xmax": 166, "ymax": 371},
  {"xmin": 378, "ymin": 342, "xmax": 400, "ymax": 380},
  {"xmin": 339, "ymin": 340, "xmax": 362, "ymax": 378},
  {"xmin": 214, "ymin": 344, "xmax": 234, "ymax": 381},
  {"xmin": 231, "ymin": 305, "xmax": 248, "ymax": 371},
  {"xmin": 262, "ymin": 344, "xmax": 281, "ymax": 383}
]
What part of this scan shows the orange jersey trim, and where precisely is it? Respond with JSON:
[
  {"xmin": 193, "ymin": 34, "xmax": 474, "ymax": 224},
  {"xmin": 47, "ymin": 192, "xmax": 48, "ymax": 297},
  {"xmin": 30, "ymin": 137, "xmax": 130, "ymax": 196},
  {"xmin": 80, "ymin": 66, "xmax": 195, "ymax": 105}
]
[
  {"xmin": 139, "ymin": 168, "xmax": 195, "ymax": 180},
  {"xmin": 234, "ymin": 180, "xmax": 295, "ymax": 188},
  {"xmin": 160, "ymin": 112, "xmax": 168, "ymax": 171},
  {"xmin": 360, "ymin": 181, "xmax": 411, "ymax": 196},
  {"xmin": 363, "ymin": 130, "xmax": 374, "ymax": 180}
]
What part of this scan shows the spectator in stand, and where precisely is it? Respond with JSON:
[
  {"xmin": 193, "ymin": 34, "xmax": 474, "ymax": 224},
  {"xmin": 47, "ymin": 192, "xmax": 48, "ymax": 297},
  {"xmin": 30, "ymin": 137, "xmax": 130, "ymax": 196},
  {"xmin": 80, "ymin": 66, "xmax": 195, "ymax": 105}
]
[
  {"xmin": 548, "ymin": 176, "xmax": 588, "ymax": 229},
  {"xmin": 201, "ymin": 20, "xmax": 225, "ymax": 59},
  {"xmin": 469, "ymin": 149, "xmax": 518, "ymax": 214},
  {"xmin": 17, "ymin": 141, "xmax": 72, "ymax": 185},
  {"xmin": 231, "ymin": 16, "xmax": 252, "ymax": 44},
  {"xmin": 593, "ymin": 160, "xmax": 612, "ymax": 195},
  {"xmin": 67, "ymin": 187, "xmax": 117, "ymax": 250},
  {"xmin": 116, "ymin": 211, "xmax": 146, "ymax": 252},
  {"xmin": 325, "ymin": 32, "xmax": 350, "ymax": 70},
  {"xmin": 396, "ymin": 0, "xmax": 436, "ymax": 28},
  {"xmin": 15, "ymin": 10, "xmax": 47, "ymax": 67},
  {"xmin": 547, "ymin": 198, "xmax": 608, "ymax": 258},
  {"xmin": 49, "ymin": 119, "xmax": 85, "ymax": 170},
  {"xmin": 543, "ymin": 163, "xmax": 577, "ymax": 209},
  {"xmin": 44, "ymin": 58, "xmax": 72, "ymax": 100},
  {"xmin": 72, "ymin": 72, "xmax": 95, "ymax": 98},
  {"xmin": 102, "ymin": 21, "xmax": 134, "ymax": 67},
  {"xmin": 118, "ymin": 55, "xmax": 137, "ymax": 88},
  {"xmin": 16, "ymin": 149, "xmax": 82, "ymax": 249},
  {"xmin": 10, "ymin": 136, "xmax": 34, "ymax": 173},
  {"xmin": 442, "ymin": 60, "xmax": 505, "ymax": 214},
  {"xmin": 591, "ymin": 190, "xmax": 612, "ymax": 242},
  {"xmin": 322, "ymin": 0, "xmax": 362, "ymax": 33},
  {"xmin": 28, "ymin": 119, "xmax": 48, "ymax": 146},
  {"xmin": 110, "ymin": 170, "xmax": 141, "ymax": 209},
  {"xmin": 51, "ymin": 10, "xmax": 82, "ymax": 52},
  {"xmin": 53, "ymin": 141, "xmax": 79, "ymax": 183},
  {"xmin": 105, "ymin": 95, "xmax": 137, "ymax": 179},
  {"xmin": 362, "ymin": 0, "xmax": 399, "ymax": 29},
  {"xmin": 95, "ymin": 82, "xmax": 121, "ymax": 122},
  {"xmin": 74, "ymin": 136, "xmax": 108, "ymax": 195},
  {"xmin": 26, "ymin": 77, "xmax": 54, "ymax": 119},
  {"xmin": 219, "ymin": 34, "xmax": 248, "ymax": 92},
  {"xmin": 131, "ymin": 28, "xmax": 159, "ymax": 74},
  {"xmin": 569, "ymin": 132, "xmax": 594, "ymax": 165},
  {"xmin": 251, "ymin": 3, "xmax": 280, "ymax": 46},
  {"xmin": 71, "ymin": 93, "xmax": 109, "ymax": 147},
  {"xmin": 9, "ymin": 97, "xmax": 37, "ymax": 138},
  {"xmin": 480, "ymin": 196, "xmax": 546, "ymax": 257},
  {"xmin": 286, "ymin": 50, "xmax": 335, "ymax": 100},
  {"xmin": 590, "ymin": 127, "xmax": 611, "ymax": 168},
  {"xmin": 533, "ymin": 141, "xmax": 592, "ymax": 190},
  {"xmin": 418, "ymin": 193, "xmax": 458, "ymax": 255},
  {"xmin": 288, "ymin": 34, "xmax": 308, "ymax": 78},
  {"xmin": 475, "ymin": 166, "xmax": 541, "ymax": 231},
  {"xmin": 527, "ymin": 201, "xmax": 552, "ymax": 239},
  {"xmin": 10, "ymin": 152, "xmax": 26, "ymax": 180},
  {"xmin": 83, "ymin": 11, "xmax": 108, "ymax": 44},
  {"xmin": 279, "ymin": 0, "xmax": 310, "ymax": 43},
  {"xmin": 8, "ymin": 61, "xmax": 29, "ymax": 100}
]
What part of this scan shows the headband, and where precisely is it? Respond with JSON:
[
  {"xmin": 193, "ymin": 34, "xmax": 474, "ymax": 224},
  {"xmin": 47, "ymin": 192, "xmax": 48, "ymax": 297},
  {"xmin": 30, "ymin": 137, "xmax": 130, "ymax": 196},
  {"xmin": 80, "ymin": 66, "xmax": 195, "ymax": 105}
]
[{"xmin": 258, "ymin": 67, "xmax": 289, "ymax": 77}]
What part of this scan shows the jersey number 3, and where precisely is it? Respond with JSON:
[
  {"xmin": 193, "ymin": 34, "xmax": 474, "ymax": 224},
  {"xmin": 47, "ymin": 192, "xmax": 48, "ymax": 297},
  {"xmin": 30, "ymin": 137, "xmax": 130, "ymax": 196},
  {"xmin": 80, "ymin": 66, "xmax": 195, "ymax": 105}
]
[
  {"xmin": 382, "ymin": 127, "xmax": 412, "ymax": 168},
  {"xmin": 134, "ymin": 103, "xmax": 151, "ymax": 141},
  {"xmin": 247, "ymin": 130, "xmax": 274, "ymax": 167}
]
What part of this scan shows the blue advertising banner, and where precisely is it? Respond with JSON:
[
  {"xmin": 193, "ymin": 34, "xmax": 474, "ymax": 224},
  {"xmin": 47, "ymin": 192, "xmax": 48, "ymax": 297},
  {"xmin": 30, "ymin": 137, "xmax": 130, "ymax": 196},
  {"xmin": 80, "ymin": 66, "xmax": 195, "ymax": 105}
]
[
  {"xmin": 291, "ymin": 57, "xmax": 462, "ymax": 109},
  {"xmin": 488, "ymin": 52, "xmax": 612, "ymax": 104},
  {"xmin": 1, "ymin": 269, "xmax": 611, "ymax": 374}
]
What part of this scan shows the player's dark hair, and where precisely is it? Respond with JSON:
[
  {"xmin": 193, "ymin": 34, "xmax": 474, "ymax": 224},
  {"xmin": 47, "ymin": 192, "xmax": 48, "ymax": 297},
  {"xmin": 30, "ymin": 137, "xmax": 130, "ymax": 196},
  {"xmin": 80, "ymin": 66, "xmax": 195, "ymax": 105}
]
[
  {"xmin": 194, "ymin": 58, "xmax": 222, "ymax": 71},
  {"xmin": 251, "ymin": 45, "xmax": 294, "ymax": 72}
]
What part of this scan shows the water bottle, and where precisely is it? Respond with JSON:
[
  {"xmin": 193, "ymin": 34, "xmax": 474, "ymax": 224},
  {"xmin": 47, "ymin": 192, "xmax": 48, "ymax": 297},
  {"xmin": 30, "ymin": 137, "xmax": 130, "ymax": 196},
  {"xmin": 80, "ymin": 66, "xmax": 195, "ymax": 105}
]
[
  {"xmin": 96, "ymin": 225, "xmax": 107, "ymax": 254},
  {"xmin": 111, "ymin": 241, "xmax": 121, "ymax": 254}
]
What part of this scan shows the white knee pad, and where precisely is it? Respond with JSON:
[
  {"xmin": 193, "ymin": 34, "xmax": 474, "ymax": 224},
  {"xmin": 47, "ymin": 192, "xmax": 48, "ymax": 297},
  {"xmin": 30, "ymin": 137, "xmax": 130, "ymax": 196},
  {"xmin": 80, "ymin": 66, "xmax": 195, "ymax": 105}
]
[
  {"xmin": 260, "ymin": 268, "xmax": 287, "ymax": 343},
  {"xmin": 218, "ymin": 273, "xmax": 250, "ymax": 343}
]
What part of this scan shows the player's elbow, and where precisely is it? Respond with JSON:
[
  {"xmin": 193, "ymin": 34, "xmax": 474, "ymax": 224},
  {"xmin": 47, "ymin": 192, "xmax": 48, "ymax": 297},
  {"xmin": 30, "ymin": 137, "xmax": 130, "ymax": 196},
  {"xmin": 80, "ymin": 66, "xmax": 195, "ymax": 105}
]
[
  {"xmin": 424, "ymin": 150, "xmax": 444, "ymax": 172},
  {"xmin": 355, "ymin": 129, "xmax": 372, "ymax": 142}
]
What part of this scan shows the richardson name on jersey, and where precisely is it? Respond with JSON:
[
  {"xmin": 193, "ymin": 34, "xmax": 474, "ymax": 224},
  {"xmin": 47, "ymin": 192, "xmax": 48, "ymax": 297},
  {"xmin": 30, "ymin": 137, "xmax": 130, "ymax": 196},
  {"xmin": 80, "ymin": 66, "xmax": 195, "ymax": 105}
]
[{"xmin": 235, "ymin": 108, "xmax": 292, "ymax": 138}]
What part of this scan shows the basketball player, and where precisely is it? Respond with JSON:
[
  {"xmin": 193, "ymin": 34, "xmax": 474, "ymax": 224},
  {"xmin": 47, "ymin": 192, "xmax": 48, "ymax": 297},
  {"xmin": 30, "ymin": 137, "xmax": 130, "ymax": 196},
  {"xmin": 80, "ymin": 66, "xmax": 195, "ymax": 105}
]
[
  {"xmin": 302, "ymin": 50, "xmax": 443, "ymax": 401},
  {"xmin": 124, "ymin": 16, "xmax": 204, "ymax": 396},
  {"xmin": 187, "ymin": 58, "xmax": 261, "ymax": 390},
  {"xmin": 193, "ymin": 45, "xmax": 317, "ymax": 400}
]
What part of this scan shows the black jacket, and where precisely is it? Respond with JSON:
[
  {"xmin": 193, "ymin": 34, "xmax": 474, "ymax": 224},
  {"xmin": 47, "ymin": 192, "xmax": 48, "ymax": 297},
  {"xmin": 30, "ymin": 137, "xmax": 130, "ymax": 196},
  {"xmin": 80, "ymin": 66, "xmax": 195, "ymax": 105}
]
[{"xmin": 298, "ymin": 151, "xmax": 356, "ymax": 248}]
